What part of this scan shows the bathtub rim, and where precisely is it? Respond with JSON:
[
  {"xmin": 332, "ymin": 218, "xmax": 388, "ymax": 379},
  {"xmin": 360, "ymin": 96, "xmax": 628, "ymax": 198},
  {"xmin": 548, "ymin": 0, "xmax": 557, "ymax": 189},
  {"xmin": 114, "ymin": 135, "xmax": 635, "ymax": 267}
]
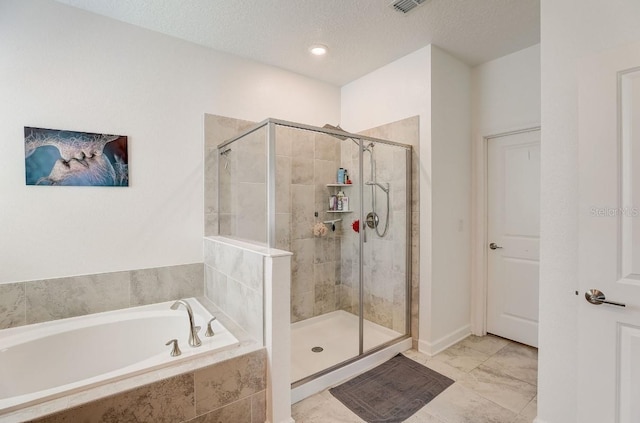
[
  {"xmin": 0, "ymin": 299, "xmax": 238, "ymax": 411},
  {"xmin": 0, "ymin": 296, "xmax": 262, "ymax": 423}
]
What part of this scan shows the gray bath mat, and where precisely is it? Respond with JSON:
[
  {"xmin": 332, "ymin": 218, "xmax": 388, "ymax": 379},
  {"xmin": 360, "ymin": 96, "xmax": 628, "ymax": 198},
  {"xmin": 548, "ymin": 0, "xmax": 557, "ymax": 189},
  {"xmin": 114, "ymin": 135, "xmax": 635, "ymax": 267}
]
[{"xmin": 329, "ymin": 354, "xmax": 454, "ymax": 423}]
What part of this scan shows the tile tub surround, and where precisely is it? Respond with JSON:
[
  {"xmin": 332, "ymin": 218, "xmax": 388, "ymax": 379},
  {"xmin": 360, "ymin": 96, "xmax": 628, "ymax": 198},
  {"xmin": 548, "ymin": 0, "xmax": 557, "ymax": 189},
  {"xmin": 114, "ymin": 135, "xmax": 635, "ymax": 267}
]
[
  {"xmin": 0, "ymin": 263, "xmax": 204, "ymax": 330},
  {"xmin": 28, "ymin": 350, "xmax": 267, "ymax": 423},
  {"xmin": 1, "ymin": 297, "xmax": 266, "ymax": 423}
]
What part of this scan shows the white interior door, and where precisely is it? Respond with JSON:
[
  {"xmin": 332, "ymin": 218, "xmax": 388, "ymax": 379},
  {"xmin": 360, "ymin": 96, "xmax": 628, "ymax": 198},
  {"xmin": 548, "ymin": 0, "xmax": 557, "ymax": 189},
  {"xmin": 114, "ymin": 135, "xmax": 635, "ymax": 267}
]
[
  {"xmin": 487, "ymin": 130, "xmax": 540, "ymax": 347},
  {"xmin": 577, "ymin": 42, "xmax": 640, "ymax": 423}
]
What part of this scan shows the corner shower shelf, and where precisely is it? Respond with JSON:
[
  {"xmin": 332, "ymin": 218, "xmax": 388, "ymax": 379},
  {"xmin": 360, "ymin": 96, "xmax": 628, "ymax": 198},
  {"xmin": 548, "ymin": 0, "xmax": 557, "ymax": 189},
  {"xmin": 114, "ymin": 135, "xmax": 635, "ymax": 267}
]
[{"xmin": 327, "ymin": 183, "xmax": 352, "ymax": 213}]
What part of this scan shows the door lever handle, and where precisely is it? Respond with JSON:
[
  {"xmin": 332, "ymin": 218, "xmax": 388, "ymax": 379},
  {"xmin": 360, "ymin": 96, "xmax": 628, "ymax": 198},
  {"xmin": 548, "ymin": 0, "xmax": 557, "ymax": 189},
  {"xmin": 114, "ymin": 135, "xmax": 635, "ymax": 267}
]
[
  {"xmin": 585, "ymin": 289, "xmax": 626, "ymax": 307},
  {"xmin": 489, "ymin": 242, "xmax": 503, "ymax": 250}
]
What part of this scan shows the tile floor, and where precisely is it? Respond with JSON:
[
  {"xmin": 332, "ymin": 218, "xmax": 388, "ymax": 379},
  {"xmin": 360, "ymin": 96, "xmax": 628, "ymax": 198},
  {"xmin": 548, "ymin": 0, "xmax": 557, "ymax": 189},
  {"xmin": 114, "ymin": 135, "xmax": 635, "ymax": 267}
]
[{"xmin": 291, "ymin": 334, "xmax": 538, "ymax": 423}]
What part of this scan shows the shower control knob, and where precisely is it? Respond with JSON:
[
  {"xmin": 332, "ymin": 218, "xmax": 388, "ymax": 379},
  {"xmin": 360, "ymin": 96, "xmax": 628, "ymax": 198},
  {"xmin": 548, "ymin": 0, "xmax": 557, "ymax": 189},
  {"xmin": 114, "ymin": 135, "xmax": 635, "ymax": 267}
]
[{"xmin": 365, "ymin": 212, "xmax": 379, "ymax": 229}]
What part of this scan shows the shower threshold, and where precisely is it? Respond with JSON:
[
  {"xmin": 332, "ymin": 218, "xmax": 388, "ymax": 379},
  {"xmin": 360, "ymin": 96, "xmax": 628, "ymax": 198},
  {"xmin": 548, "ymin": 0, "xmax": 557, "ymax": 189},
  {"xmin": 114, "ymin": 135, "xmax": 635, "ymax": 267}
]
[{"xmin": 291, "ymin": 310, "xmax": 411, "ymax": 402}]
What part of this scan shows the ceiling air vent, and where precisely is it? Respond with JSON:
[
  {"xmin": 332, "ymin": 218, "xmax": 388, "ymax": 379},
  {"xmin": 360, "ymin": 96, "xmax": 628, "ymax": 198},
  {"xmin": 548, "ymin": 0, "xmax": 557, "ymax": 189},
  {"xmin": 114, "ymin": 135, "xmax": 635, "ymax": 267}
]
[{"xmin": 390, "ymin": 0, "xmax": 429, "ymax": 14}]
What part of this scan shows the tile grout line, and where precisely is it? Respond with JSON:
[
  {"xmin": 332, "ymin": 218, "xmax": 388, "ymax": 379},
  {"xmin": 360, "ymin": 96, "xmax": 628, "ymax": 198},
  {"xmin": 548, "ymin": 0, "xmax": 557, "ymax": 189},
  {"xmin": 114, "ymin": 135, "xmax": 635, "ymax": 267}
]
[
  {"xmin": 413, "ymin": 344, "xmax": 536, "ymax": 420},
  {"xmin": 294, "ymin": 340, "xmax": 539, "ymax": 423},
  {"xmin": 454, "ymin": 339, "xmax": 539, "ymax": 417}
]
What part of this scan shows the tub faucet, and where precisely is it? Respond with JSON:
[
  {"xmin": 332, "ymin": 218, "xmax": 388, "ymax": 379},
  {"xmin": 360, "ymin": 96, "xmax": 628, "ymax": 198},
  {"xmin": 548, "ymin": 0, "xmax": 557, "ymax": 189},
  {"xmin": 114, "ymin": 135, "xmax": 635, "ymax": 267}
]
[{"xmin": 170, "ymin": 299, "xmax": 202, "ymax": 347}]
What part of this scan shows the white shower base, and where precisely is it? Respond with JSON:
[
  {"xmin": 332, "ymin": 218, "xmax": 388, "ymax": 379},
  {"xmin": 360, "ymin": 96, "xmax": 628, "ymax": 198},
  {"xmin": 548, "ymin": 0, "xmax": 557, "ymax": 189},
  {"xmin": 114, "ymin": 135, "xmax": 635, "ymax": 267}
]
[
  {"xmin": 290, "ymin": 310, "xmax": 411, "ymax": 403},
  {"xmin": 291, "ymin": 310, "xmax": 403, "ymax": 383}
]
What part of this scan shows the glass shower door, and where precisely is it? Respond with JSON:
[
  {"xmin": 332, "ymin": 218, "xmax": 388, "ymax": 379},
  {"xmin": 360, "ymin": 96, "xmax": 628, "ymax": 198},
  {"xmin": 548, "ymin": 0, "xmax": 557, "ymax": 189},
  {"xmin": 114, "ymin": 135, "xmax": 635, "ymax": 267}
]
[
  {"xmin": 217, "ymin": 124, "xmax": 268, "ymax": 244},
  {"xmin": 360, "ymin": 140, "xmax": 411, "ymax": 354},
  {"xmin": 217, "ymin": 119, "xmax": 412, "ymax": 388},
  {"xmin": 277, "ymin": 124, "xmax": 362, "ymax": 383}
]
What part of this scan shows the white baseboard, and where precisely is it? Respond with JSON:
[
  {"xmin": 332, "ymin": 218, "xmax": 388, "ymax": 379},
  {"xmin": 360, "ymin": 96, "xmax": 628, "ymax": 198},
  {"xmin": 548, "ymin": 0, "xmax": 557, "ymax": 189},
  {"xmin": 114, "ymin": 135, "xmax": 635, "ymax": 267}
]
[{"xmin": 418, "ymin": 324, "xmax": 471, "ymax": 356}]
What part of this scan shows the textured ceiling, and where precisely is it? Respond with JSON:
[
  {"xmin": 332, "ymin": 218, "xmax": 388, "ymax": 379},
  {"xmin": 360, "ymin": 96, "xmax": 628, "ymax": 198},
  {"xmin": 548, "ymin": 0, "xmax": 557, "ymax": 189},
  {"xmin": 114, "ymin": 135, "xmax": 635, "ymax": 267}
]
[{"xmin": 53, "ymin": 0, "xmax": 540, "ymax": 86}]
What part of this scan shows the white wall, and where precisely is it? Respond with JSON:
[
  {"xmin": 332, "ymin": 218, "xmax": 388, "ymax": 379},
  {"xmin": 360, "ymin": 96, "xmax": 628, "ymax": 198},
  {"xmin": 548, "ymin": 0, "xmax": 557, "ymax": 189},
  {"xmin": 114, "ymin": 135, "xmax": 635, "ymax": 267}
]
[
  {"xmin": 472, "ymin": 44, "xmax": 541, "ymax": 136},
  {"xmin": 469, "ymin": 45, "xmax": 541, "ymax": 335},
  {"xmin": 341, "ymin": 45, "xmax": 472, "ymax": 355},
  {"xmin": 341, "ymin": 46, "xmax": 431, "ymax": 134},
  {"xmin": 428, "ymin": 46, "xmax": 472, "ymax": 350},
  {"xmin": 0, "ymin": 0, "xmax": 340, "ymax": 283},
  {"xmin": 539, "ymin": 1, "xmax": 640, "ymax": 422}
]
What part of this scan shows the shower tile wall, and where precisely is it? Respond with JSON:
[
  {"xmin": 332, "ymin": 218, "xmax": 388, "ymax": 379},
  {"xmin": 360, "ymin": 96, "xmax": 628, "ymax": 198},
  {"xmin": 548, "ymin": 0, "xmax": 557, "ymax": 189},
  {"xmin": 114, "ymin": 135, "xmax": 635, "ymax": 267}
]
[
  {"xmin": 338, "ymin": 142, "xmax": 408, "ymax": 333},
  {"xmin": 218, "ymin": 127, "xmax": 268, "ymax": 243},
  {"xmin": 374, "ymin": 145, "xmax": 408, "ymax": 333},
  {"xmin": 204, "ymin": 114, "xmax": 257, "ymax": 237},
  {"xmin": 336, "ymin": 117, "xmax": 419, "ymax": 343},
  {"xmin": 336, "ymin": 141, "xmax": 359, "ymax": 317},
  {"xmin": 358, "ymin": 116, "xmax": 420, "ymax": 346},
  {"xmin": 204, "ymin": 114, "xmax": 419, "ymax": 345},
  {"xmin": 275, "ymin": 126, "xmax": 342, "ymax": 322}
]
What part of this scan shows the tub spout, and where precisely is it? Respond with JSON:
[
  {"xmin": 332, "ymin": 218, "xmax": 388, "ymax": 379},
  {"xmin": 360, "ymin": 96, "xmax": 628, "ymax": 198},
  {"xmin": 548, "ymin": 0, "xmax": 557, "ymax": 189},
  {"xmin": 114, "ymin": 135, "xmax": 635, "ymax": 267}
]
[{"xmin": 170, "ymin": 299, "xmax": 202, "ymax": 347}]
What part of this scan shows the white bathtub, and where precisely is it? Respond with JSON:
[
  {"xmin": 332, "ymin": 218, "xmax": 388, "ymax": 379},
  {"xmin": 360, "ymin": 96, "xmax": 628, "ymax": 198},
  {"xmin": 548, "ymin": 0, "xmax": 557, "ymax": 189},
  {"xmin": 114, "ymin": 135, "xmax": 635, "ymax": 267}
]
[{"xmin": 0, "ymin": 298, "xmax": 239, "ymax": 413}]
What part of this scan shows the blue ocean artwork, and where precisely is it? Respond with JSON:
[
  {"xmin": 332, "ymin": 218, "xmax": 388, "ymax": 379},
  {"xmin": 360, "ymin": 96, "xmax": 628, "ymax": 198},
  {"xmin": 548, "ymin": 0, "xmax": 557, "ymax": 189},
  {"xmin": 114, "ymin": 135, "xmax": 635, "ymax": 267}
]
[{"xmin": 24, "ymin": 127, "xmax": 128, "ymax": 186}]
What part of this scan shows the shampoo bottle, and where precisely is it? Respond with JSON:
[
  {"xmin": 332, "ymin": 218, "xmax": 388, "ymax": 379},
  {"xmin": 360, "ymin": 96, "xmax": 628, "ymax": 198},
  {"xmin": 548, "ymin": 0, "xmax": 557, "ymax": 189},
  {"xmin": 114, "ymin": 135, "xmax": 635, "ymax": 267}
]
[
  {"xmin": 336, "ymin": 190, "xmax": 345, "ymax": 211},
  {"xmin": 337, "ymin": 168, "xmax": 345, "ymax": 184}
]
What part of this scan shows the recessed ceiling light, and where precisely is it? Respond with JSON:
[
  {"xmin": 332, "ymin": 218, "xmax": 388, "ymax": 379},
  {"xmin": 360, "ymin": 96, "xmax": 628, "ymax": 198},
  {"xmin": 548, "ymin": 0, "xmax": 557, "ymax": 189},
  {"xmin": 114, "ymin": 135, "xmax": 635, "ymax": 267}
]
[{"xmin": 309, "ymin": 44, "xmax": 328, "ymax": 56}]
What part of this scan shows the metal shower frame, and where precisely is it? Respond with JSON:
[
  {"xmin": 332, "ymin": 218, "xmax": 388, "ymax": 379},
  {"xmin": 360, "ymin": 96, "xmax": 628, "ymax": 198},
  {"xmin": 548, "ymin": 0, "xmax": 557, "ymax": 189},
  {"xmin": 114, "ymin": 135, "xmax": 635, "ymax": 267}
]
[{"xmin": 217, "ymin": 117, "xmax": 413, "ymax": 386}]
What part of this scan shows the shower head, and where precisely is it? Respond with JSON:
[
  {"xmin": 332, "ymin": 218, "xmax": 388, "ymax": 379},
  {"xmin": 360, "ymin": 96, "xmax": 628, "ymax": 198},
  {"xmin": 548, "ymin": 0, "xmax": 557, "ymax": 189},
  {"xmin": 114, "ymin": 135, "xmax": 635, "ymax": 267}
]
[
  {"xmin": 322, "ymin": 124, "xmax": 348, "ymax": 141},
  {"xmin": 365, "ymin": 180, "xmax": 389, "ymax": 193},
  {"xmin": 322, "ymin": 124, "xmax": 373, "ymax": 152},
  {"xmin": 322, "ymin": 123, "xmax": 341, "ymax": 130}
]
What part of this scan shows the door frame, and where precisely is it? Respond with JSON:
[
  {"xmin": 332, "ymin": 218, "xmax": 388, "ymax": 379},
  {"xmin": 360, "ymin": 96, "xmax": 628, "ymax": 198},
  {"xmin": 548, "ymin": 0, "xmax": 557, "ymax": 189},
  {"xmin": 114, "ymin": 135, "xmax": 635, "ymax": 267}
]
[{"xmin": 470, "ymin": 126, "xmax": 541, "ymax": 336}]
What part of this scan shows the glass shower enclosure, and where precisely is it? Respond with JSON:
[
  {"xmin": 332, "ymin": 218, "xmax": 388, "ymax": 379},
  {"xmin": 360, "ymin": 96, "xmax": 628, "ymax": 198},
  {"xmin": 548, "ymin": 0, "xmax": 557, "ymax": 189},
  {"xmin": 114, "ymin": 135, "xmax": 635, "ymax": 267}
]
[{"xmin": 217, "ymin": 118, "xmax": 412, "ymax": 386}]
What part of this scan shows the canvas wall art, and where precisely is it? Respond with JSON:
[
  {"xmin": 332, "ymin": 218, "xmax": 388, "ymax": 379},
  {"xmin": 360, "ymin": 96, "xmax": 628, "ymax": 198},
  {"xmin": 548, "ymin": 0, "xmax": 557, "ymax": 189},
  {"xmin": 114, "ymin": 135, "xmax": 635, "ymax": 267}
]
[{"xmin": 24, "ymin": 127, "xmax": 128, "ymax": 186}]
